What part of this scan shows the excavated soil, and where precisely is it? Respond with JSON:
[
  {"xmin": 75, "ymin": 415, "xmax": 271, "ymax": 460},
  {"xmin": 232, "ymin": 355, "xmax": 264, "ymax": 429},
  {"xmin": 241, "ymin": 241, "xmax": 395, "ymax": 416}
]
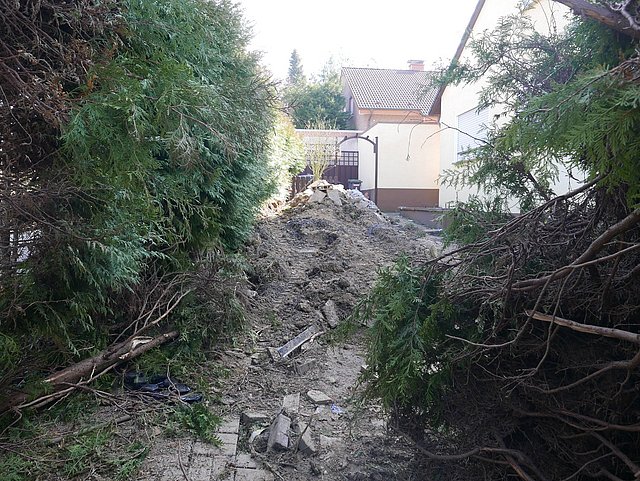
[
  {"xmin": 10, "ymin": 187, "xmax": 442, "ymax": 481},
  {"xmin": 205, "ymin": 187, "xmax": 442, "ymax": 480}
]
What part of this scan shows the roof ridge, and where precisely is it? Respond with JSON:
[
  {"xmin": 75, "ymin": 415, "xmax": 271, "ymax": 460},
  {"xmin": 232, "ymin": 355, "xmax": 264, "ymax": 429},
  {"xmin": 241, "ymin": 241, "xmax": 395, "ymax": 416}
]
[{"xmin": 342, "ymin": 66, "xmax": 434, "ymax": 74}]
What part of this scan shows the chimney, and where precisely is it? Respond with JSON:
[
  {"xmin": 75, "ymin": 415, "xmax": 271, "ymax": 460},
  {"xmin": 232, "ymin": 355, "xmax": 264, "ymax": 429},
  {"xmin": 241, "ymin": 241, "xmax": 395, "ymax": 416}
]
[{"xmin": 408, "ymin": 59, "xmax": 424, "ymax": 71}]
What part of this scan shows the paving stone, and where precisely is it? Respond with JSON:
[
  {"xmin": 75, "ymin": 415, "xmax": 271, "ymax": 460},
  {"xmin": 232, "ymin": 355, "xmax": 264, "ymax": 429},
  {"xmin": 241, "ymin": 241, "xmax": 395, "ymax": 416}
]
[
  {"xmin": 234, "ymin": 453, "xmax": 259, "ymax": 469},
  {"xmin": 214, "ymin": 432, "xmax": 239, "ymax": 456},
  {"xmin": 235, "ymin": 467, "xmax": 275, "ymax": 481},
  {"xmin": 217, "ymin": 416, "xmax": 240, "ymax": 434},
  {"xmin": 307, "ymin": 389, "xmax": 332, "ymax": 405},
  {"xmin": 267, "ymin": 413, "xmax": 291, "ymax": 451},
  {"xmin": 282, "ymin": 392, "xmax": 300, "ymax": 416},
  {"xmin": 192, "ymin": 441, "xmax": 214, "ymax": 456},
  {"xmin": 241, "ymin": 411, "xmax": 270, "ymax": 426},
  {"xmin": 212, "ymin": 456, "xmax": 235, "ymax": 480}
]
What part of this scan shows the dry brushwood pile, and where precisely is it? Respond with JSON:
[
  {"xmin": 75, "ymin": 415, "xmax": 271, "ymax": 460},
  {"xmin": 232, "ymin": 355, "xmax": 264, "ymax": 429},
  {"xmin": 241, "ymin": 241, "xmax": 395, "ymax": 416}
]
[{"xmin": 403, "ymin": 180, "xmax": 640, "ymax": 480}]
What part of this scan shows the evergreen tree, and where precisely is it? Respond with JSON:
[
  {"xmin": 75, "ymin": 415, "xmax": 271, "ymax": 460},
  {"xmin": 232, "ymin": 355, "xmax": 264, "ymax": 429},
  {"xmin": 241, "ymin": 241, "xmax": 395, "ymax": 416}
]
[
  {"xmin": 287, "ymin": 49, "xmax": 305, "ymax": 85},
  {"xmin": 0, "ymin": 0, "xmax": 284, "ymax": 383},
  {"xmin": 283, "ymin": 62, "xmax": 349, "ymax": 129},
  {"xmin": 360, "ymin": 4, "xmax": 640, "ymax": 480}
]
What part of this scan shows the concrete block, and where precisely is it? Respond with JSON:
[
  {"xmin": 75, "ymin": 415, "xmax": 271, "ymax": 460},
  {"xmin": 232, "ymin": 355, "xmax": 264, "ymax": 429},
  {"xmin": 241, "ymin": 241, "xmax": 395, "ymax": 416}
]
[
  {"xmin": 296, "ymin": 422, "xmax": 317, "ymax": 456},
  {"xmin": 267, "ymin": 413, "xmax": 291, "ymax": 451},
  {"xmin": 307, "ymin": 389, "xmax": 332, "ymax": 405},
  {"xmin": 282, "ymin": 392, "xmax": 300, "ymax": 416}
]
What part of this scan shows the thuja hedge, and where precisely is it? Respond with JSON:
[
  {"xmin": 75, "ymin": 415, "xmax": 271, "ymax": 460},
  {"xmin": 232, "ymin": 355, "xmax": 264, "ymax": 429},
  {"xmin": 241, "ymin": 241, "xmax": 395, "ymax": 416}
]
[{"xmin": 0, "ymin": 0, "xmax": 284, "ymax": 368}]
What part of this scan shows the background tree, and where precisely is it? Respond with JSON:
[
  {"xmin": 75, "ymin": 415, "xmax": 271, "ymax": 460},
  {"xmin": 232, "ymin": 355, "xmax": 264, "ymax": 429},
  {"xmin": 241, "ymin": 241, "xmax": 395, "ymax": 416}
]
[
  {"xmin": 287, "ymin": 49, "xmax": 306, "ymax": 85},
  {"xmin": 283, "ymin": 58, "xmax": 350, "ymax": 129}
]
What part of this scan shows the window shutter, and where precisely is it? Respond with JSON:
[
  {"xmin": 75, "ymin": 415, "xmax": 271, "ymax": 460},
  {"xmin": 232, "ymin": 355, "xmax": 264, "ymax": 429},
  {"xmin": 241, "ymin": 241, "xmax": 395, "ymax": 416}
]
[{"xmin": 457, "ymin": 107, "xmax": 489, "ymax": 161}]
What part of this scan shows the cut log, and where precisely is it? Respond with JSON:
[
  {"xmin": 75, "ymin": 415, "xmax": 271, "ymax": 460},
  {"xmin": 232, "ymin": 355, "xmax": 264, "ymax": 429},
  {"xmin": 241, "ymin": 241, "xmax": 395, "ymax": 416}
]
[{"xmin": 1, "ymin": 330, "xmax": 179, "ymax": 414}]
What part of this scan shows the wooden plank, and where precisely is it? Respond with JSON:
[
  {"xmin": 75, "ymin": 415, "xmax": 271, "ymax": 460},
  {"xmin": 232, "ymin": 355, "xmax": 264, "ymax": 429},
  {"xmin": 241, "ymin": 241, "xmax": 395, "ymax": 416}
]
[{"xmin": 275, "ymin": 325, "xmax": 319, "ymax": 359}]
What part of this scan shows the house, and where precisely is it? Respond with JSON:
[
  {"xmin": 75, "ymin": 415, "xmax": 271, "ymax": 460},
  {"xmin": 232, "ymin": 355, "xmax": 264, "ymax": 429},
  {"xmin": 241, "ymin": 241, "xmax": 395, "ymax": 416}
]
[
  {"xmin": 333, "ymin": 62, "xmax": 441, "ymax": 211},
  {"xmin": 430, "ymin": 0, "xmax": 579, "ymax": 209}
]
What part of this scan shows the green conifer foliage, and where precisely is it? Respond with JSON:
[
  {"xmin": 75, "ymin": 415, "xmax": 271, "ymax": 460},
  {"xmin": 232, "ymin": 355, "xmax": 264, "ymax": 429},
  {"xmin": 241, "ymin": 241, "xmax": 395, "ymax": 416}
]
[{"xmin": 0, "ymin": 0, "xmax": 276, "ymax": 361}]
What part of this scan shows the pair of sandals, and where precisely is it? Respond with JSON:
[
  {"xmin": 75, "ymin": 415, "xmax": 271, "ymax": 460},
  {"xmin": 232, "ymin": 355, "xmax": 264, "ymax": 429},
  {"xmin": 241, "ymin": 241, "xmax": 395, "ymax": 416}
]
[{"xmin": 124, "ymin": 372, "xmax": 203, "ymax": 403}]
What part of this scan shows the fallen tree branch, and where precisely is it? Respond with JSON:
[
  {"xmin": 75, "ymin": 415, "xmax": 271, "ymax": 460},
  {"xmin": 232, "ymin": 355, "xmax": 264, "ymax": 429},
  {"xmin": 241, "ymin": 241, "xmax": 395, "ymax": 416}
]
[
  {"xmin": 514, "ymin": 208, "xmax": 640, "ymax": 291},
  {"xmin": 526, "ymin": 310, "xmax": 640, "ymax": 344},
  {"xmin": 552, "ymin": 0, "xmax": 640, "ymax": 39},
  {"xmin": 2, "ymin": 330, "xmax": 179, "ymax": 414}
]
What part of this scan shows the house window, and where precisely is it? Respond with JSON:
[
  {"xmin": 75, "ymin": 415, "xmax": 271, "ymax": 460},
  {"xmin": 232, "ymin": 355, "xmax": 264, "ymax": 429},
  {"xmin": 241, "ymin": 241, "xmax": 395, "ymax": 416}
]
[{"xmin": 456, "ymin": 107, "xmax": 489, "ymax": 161}]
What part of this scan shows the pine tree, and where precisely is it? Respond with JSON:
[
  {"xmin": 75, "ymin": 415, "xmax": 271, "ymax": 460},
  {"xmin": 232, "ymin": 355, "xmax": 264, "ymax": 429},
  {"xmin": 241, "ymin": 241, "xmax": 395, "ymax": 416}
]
[{"xmin": 287, "ymin": 49, "xmax": 305, "ymax": 85}]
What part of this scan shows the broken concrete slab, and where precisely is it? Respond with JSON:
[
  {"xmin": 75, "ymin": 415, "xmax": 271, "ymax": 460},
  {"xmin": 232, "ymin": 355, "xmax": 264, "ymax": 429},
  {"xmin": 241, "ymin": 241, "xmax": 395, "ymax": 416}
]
[
  {"xmin": 326, "ymin": 189, "xmax": 343, "ymax": 206},
  {"xmin": 321, "ymin": 300, "xmax": 339, "ymax": 328},
  {"xmin": 282, "ymin": 392, "xmax": 300, "ymax": 416},
  {"xmin": 307, "ymin": 389, "xmax": 332, "ymax": 405},
  {"xmin": 296, "ymin": 422, "xmax": 317, "ymax": 456},
  {"xmin": 295, "ymin": 358, "xmax": 317, "ymax": 375},
  {"xmin": 309, "ymin": 190, "xmax": 326, "ymax": 203},
  {"xmin": 241, "ymin": 411, "xmax": 270, "ymax": 427},
  {"xmin": 267, "ymin": 413, "xmax": 291, "ymax": 451},
  {"xmin": 320, "ymin": 434, "xmax": 339, "ymax": 449},
  {"xmin": 274, "ymin": 325, "xmax": 319, "ymax": 359}
]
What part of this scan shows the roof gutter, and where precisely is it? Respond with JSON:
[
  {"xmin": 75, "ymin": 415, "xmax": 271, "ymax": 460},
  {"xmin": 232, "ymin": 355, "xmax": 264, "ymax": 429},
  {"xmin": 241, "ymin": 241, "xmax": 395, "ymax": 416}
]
[{"xmin": 428, "ymin": 0, "xmax": 486, "ymax": 116}]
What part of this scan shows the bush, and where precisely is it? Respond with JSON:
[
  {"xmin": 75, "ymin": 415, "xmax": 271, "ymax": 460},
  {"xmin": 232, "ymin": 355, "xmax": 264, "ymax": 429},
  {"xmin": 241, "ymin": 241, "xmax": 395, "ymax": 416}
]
[{"xmin": 0, "ymin": 0, "xmax": 279, "ymax": 394}]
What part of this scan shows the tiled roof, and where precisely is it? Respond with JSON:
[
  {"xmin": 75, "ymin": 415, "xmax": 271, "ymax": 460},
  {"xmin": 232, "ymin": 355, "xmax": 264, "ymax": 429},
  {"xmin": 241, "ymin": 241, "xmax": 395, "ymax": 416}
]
[{"xmin": 342, "ymin": 67, "xmax": 438, "ymax": 116}]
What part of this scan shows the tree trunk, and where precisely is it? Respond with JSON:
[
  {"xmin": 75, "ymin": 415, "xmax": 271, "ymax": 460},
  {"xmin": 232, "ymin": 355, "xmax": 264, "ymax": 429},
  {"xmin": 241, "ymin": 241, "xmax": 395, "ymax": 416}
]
[{"xmin": 552, "ymin": 0, "xmax": 640, "ymax": 39}]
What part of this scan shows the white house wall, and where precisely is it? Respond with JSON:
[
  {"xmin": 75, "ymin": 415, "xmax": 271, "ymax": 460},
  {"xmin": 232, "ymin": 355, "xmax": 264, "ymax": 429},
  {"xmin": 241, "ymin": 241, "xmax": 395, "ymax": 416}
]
[
  {"xmin": 359, "ymin": 121, "xmax": 440, "ymax": 210},
  {"xmin": 439, "ymin": 0, "xmax": 574, "ymax": 210}
]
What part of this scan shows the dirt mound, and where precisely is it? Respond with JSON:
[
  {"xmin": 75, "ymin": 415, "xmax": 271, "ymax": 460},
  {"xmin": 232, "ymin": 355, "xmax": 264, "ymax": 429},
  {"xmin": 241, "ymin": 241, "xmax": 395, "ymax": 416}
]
[
  {"xmin": 246, "ymin": 182, "xmax": 438, "ymax": 335},
  {"xmin": 133, "ymin": 184, "xmax": 442, "ymax": 481},
  {"xmin": 214, "ymin": 184, "xmax": 441, "ymax": 479}
]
